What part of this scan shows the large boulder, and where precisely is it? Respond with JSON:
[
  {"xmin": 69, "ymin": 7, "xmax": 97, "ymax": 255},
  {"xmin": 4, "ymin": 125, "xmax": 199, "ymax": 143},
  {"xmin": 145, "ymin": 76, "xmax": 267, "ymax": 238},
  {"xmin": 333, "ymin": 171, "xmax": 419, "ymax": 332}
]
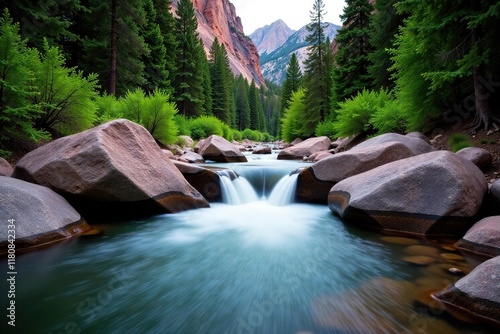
[
  {"xmin": 328, "ymin": 151, "xmax": 488, "ymax": 237},
  {"xmin": 296, "ymin": 142, "xmax": 414, "ymax": 203},
  {"xmin": 179, "ymin": 151, "xmax": 205, "ymax": 163},
  {"xmin": 432, "ymin": 256, "xmax": 500, "ymax": 327},
  {"xmin": 172, "ymin": 161, "xmax": 222, "ymax": 202},
  {"xmin": 456, "ymin": 216, "xmax": 500, "ymax": 258},
  {"xmin": 0, "ymin": 158, "xmax": 13, "ymax": 176},
  {"xmin": 12, "ymin": 119, "xmax": 209, "ymax": 219},
  {"xmin": 456, "ymin": 147, "xmax": 493, "ymax": 171},
  {"xmin": 198, "ymin": 135, "xmax": 247, "ymax": 162},
  {"xmin": 252, "ymin": 146, "xmax": 272, "ymax": 154},
  {"xmin": 277, "ymin": 136, "xmax": 331, "ymax": 160},
  {"xmin": 352, "ymin": 133, "xmax": 435, "ymax": 156},
  {"xmin": 0, "ymin": 176, "xmax": 90, "ymax": 253}
]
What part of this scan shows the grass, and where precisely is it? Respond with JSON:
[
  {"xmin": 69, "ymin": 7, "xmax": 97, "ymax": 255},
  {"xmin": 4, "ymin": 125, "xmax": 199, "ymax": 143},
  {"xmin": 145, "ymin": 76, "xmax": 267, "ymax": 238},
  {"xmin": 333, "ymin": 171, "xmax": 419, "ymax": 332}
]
[{"xmin": 448, "ymin": 133, "xmax": 473, "ymax": 152}]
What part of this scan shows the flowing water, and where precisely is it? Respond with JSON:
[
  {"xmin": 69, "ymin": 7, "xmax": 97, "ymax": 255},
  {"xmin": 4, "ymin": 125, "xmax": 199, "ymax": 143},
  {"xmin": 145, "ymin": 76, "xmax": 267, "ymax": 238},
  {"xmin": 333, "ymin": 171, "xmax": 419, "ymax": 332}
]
[{"xmin": 1, "ymin": 154, "xmax": 495, "ymax": 334}]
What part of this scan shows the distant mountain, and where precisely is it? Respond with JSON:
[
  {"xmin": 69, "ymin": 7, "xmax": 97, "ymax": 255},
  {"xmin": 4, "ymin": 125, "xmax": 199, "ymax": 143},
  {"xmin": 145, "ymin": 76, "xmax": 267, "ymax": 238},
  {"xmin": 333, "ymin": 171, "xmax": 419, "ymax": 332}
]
[
  {"xmin": 252, "ymin": 22, "xmax": 341, "ymax": 84},
  {"xmin": 249, "ymin": 20, "xmax": 295, "ymax": 55}
]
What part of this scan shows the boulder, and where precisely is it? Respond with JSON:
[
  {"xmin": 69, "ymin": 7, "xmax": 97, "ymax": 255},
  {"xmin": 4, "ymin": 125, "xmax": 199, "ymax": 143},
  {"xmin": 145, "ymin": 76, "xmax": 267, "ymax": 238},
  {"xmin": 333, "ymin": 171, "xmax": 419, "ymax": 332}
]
[
  {"xmin": 297, "ymin": 142, "xmax": 414, "ymax": 203},
  {"xmin": 172, "ymin": 161, "xmax": 222, "ymax": 202},
  {"xmin": 491, "ymin": 180, "xmax": 500, "ymax": 205},
  {"xmin": 241, "ymin": 139, "xmax": 255, "ymax": 148},
  {"xmin": 455, "ymin": 147, "xmax": 493, "ymax": 171},
  {"xmin": 252, "ymin": 146, "xmax": 272, "ymax": 154},
  {"xmin": 305, "ymin": 150, "xmax": 334, "ymax": 162},
  {"xmin": 352, "ymin": 133, "xmax": 435, "ymax": 156},
  {"xmin": 12, "ymin": 119, "xmax": 209, "ymax": 219},
  {"xmin": 432, "ymin": 256, "xmax": 500, "ymax": 327},
  {"xmin": 179, "ymin": 151, "xmax": 205, "ymax": 163},
  {"xmin": 406, "ymin": 132, "xmax": 431, "ymax": 144},
  {"xmin": 162, "ymin": 149, "xmax": 175, "ymax": 159},
  {"xmin": 290, "ymin": 138, "xmax": 303, "ymax": 146},
  {"xmin": 198, "ymin": 135, "xmax": 247, "ymax": 162},
  {"xmin": 0, "ymin": 176, "xmax": 90, "ymax": 253},
  {"xmin": 456, "ymin": 216, "xmax": 500, "ymax": 258},
  {"xmin": 194, "ymin": 139, "xmax": 205, "ymax": 153},
  {"xmin": 179, "ymin": 135, "xmax": 194, "ymax": 148},
  {"xmin": 328, "ymin": 151, "xmax": 488, "ymax": 237},
  {"xmin": 0, "ymin": 158, "xmax": 13, "ymax": 176},
  {"xmin": 278, "ymin": 136, "xmax": 331, "ymax": 160}
]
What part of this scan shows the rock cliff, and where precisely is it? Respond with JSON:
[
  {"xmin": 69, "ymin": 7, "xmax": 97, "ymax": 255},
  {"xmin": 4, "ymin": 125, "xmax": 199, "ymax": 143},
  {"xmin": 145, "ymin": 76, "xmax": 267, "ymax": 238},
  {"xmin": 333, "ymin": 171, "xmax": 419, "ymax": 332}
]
[{"xmin": 172, "ymin": 0, "xmax": 265, "ymax": 86}]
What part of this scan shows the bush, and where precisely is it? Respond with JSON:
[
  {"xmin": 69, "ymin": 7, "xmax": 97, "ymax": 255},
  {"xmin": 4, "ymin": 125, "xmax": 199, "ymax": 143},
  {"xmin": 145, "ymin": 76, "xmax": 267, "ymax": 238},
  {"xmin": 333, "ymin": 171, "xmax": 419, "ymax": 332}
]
[
  {"xmin": 174, "ymin": 115, "xmax": 191, "ymax": 136},
  {"xmin": 242, "ymin": 128, "xmax": 263, "ymax": 141},
  {"xmin": 232, "ymin": 130, "xmax": 242, "ymax": 142},
  {"xmin": 188, "ymin": 115, "xmax": 224, "ymax": 140},
  {"xmin": 94, "ymin": 94, "xmax": 122, "ymax": 125},
  {"xmin": 119, "ymin": 89, "xmax": 179, "ymax": 144},
  {"xmin": 370, "ymin": 99, "xmax": 407, "ymax": 134},
  {"xmin": 281, "ymin": 89, "xmax": 305, "ymax": 142},
  {"xmin": 448, "ymin": 133, "xmax": 472, "ymax": 152},
  {"xmin": 333, "ymin": 89, "xmax": 393, "ymax": 137},
  {"xmin": 315, "ymin": 121, "xmax": 337, "ymax": 139},
  {"xmin": 262, "ymin": 132, "xmax": 273, "ymax": 142},
  {"xmin": 222, "ymin": 123, "xmax": 233, "ymax": 142}
]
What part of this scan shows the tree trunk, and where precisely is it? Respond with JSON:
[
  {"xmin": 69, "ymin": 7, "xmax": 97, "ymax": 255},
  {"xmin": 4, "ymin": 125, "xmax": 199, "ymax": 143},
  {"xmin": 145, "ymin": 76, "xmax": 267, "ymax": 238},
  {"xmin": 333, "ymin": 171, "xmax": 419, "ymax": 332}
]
[{"xmin": 109, "ymin": 0, "xmax": 117, "ymax": 95}]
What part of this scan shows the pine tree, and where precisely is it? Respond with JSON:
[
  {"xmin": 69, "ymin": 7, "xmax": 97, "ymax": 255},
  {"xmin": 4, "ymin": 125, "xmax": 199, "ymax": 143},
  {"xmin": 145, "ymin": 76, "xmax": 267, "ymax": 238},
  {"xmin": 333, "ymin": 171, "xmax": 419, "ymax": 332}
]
[
  {"xmin": 281, "ymin": 53, "xmax": 302, "ymax": 112},
  {"xmin": 234, "ymin": 75, "xmax": 250, "ymax": 131},
  {"xmin": 333, "ymin": 0, "xmax": 374, "ymax": 103},
  {"xmin": 141, "ymin": 0, "xmax": 169, "ymax": 93},
  {"xmin": 248, "ymin": 80, "xmax": 264, "ymax": 131},
  {"xmin": 209, "ymin": 38, "xmax": 231, "ymax": 123},
  {"xmin": 301, "ymin": 0, "xmax": 333, "ymax": 136},
  {"xmin": 367, "ymin": 0, "xmax": 405, "ymax": 91},
  {"xmin": 153, "ymin": 0, "xmax": 178, "ymax": 87},
  {"xmin": 173, "ymin": 0, "xmax": 206, "ymax": 117}
]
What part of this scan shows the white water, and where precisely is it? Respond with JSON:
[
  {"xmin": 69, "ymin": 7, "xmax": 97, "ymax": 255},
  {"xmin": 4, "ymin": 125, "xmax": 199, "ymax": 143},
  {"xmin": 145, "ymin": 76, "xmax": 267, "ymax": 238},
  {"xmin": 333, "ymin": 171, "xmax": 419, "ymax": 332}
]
[{"xmin": 218, "ymin": 171, "xmax": 299, "ymax": 206}]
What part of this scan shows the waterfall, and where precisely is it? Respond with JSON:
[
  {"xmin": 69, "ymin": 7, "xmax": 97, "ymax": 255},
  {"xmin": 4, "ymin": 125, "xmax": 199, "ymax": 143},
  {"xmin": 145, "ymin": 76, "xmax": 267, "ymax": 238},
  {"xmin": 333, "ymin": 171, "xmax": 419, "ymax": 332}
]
[
  {"xmin": 268, "ymin": 173, "xmax": 299, "ymax": 206},
  {"xmin": 218, "ymin": 171, "xmax": 259, "ymax": 204}
]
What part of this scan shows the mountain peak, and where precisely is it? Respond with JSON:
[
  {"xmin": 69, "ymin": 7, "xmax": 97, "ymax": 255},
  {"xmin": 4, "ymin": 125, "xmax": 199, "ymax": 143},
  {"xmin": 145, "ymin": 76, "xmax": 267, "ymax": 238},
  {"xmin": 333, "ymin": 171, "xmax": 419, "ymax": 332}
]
[{"xmin": 249, "ymin": 20, "xmax": 296, "ymax": 55}]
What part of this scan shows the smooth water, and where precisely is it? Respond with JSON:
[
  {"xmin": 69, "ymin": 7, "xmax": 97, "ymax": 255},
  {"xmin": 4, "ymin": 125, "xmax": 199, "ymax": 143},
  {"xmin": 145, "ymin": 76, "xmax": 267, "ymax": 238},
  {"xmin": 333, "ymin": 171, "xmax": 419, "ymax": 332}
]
[{"xmin": 1, "ymin": 158, "xmax": 495, "ymax": 334}]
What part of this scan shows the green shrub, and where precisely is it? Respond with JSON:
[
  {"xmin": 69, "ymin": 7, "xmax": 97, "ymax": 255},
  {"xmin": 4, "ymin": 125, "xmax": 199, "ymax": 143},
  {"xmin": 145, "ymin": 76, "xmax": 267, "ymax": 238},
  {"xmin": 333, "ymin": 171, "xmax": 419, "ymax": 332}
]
[
  {"xmin": 448, "ymin": 133, "xmax": 472, "ymax": 152},
  {"xmin": 119, "ymin": 89, "xmax": 179, "ymax": 144},
  {"xmin": 242, "ymin": 128, "xmax": 264, "ymax": 141},
  {"xmin": 333, "ymin": 89, "xmax": 394, "ymax": 137},
  {"xmin": 370, "ymin": 99, "xmax": 407, "ymax": 134},
  {"xmin": 222, "ymin": 123, "xmax": 233, "ymax": 142},
  {"xmin": 94, "ymin": 94, "xmax": 122, "ymax": 125},
  {"xmin": 188, "ymin": 115, "xmax": 224, "ymax": 140},
  {"xmin": 315, "ymin": 121, "xmax": 337, "ymax": 139},
  {"xmin": 281, "ymin": 89, "xmax": 305, "ymax": 142},
  {"xmin": 262, "ymin": 132, "xmax": 273, "ymax": 142},
  {"xmin": 232, "ymin": 130, "xmax": 242, "ymax": 142},
  {"xmin": 174, "ymin": 115, "xmax": 191, "ymax": 136}
]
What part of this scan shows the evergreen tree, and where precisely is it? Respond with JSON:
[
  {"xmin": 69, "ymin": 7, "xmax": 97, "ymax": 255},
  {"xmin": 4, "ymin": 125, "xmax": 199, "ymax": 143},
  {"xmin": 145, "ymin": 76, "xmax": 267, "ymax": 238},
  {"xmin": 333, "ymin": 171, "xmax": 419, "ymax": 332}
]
[
  {"xmin": 301, "ymin": 0, "xmax": 333, "ymax": 136},
  {"xmin": 280, "ymin": 53, "xmax": 302, "ymax": 113},
  {"xmin": 141, "ymin": 0, "xmax": 169, "ymax": 93},
  {"xmin": 71, "ymin": 0, "xmax": 147, "ymax": 96},
  {"xmin": 173, "ymin": 0, "xmax": 206, "ymax": 117},
  {"xmin": 248, "ymin": 80, "xmax": 265, "ymax": 131},
  {"xmin": 2, "ymin": 0, "xmax": 84, "ymax": 53},
  {"xmin": 209, "ymin": 38, "xmax": 232, "ymax": 123},
  {"xmin": 153, "ymin": 0, "xmax": 177, "ymax": 87},
  {"xmin": 333, "ymin": 0, "xmax": 374, "ymax": 103},
  {"xmin": 199, "ymin": 38, "xmax": 212, "ymax": 117},
  {"xmin": 367, "ymin": 0, "xmax": 405, "ymax": 91},
  {"xmin": 234, "ymin": 74, "xmax": 250, "ymax": 131}
]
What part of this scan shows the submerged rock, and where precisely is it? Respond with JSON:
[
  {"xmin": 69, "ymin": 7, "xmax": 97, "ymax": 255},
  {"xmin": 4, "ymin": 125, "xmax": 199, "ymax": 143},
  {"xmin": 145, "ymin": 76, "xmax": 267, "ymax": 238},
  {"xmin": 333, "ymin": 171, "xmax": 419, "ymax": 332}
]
[
  {"xmin": 277, "ymin": 136, "xmax": 331, "ymax": 160},
  {"xmin": 13, "ymin": 119, "xmax": 209, "ymax": 219},
  {"xmin": 456, "ymin": 216, "xmax": 500, "ymax": 258},
  {"xmin": 296, "ymin": 141, "xmax": 414, "ymax": 203},
  {"xmin": 432, "ymin": 256, "xmax": 500, "ymax": 327},
  {"xmin": 198, "ymin": 135, "xmax": 247, "ymax": 162},
  {"xmin": 0, "ymin": 176, "xmax": 90, "ymax": 253},
  {"xmin": 328, "ymin": 151, "xmax": 488, "ymax": 237}
]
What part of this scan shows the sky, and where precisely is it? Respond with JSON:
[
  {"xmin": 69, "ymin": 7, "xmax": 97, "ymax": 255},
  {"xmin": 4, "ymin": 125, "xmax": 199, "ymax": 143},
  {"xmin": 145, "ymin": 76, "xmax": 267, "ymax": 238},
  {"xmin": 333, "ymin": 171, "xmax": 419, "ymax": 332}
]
[{"xmin": 231, "ymin": 0, "xmax": 347, "ymax": 35}]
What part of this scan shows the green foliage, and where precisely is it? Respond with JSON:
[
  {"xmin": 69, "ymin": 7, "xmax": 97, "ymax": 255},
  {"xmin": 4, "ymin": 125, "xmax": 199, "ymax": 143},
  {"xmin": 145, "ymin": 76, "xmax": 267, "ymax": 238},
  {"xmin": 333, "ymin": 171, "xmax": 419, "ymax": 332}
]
[
  {"xmin": 187, "ymin": 115, "xmax": 224, "ymax": 140},
  {"xmin": 94, "ymin": 94, "xmax": 122, "ymax": 125},
  {"xmin": 370, "ymin": 99, "xmax": 407, "ymax": 134},
  {"xmin": 281, "ymin": 89, "xmax": 305, "ymax": 142},
  {"xmin": 0, "ymin": 10, "xmax": 47, "ymax": 144},
  {"xmin": 241, "ymin": 128, "xmax": 263, "ymax": 142},
  {"xmin": 232, "ymin": 130, "xmax": 242, "ymax": 142},
  {"xmin": 315, "ymin": 121, "xmax": 337, "ymax": 139},
  {"xmin": 0, "ymin": 149, "xmax": 11, "ymax": 159},
  {"xmin": 119, "ymin": 88, "xmax": 179, "ymax": 144},
  {"xmin": 234, "ymin": 75, "xmax": 250, "ymax": 131},
  {"xmin": 174, "ymin": 114, "xmax": 191, "ymax": 136},
  {"xmin": 333, "ymin": 89, "xmax": 393, "ymax": 137},
  {"xmin": 221, "ymin": 123, "xmax": 233, "ymax": 141},
  {"xmin": 448, "ymin": 134, "xmax": 473, "ymax": 152},
  {"xmin": 30, "ymin": 40, "xmax": 98, "ymax": 136}
]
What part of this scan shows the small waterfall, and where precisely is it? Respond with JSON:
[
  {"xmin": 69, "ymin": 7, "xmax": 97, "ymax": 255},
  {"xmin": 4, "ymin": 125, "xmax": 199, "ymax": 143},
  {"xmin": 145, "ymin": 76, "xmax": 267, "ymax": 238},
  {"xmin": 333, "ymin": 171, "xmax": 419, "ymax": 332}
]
[
  {"xmin": 218, "ymin": 170, "xmax": 259, "ymax": 204},
  {"xmin": 268, "ymin": 173, "xmax": 299, "ymax": 206}
]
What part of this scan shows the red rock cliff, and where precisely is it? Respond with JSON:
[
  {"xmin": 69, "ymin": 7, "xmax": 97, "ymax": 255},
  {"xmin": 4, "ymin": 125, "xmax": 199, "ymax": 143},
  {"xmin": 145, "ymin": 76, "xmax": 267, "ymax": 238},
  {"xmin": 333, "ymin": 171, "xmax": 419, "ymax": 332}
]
[{"xmin": 172, "ymin": 0, "xmax": 265, "ymax": 86}]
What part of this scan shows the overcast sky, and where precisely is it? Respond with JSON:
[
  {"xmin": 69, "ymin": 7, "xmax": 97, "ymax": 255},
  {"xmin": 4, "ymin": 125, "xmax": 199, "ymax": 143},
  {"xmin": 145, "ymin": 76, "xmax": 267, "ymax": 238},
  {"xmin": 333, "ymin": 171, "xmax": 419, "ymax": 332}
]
[{"xmin": 231, "ymin": 0, "xmax": 347, "ymax": 35}]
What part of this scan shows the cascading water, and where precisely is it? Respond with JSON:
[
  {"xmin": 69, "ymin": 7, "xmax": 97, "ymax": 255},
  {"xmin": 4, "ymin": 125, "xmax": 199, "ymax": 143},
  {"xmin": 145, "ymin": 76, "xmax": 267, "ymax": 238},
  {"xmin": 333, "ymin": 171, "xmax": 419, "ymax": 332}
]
[{"xmin": 2, "ymin": 157, "xmax": 488, "ymax": 334}]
